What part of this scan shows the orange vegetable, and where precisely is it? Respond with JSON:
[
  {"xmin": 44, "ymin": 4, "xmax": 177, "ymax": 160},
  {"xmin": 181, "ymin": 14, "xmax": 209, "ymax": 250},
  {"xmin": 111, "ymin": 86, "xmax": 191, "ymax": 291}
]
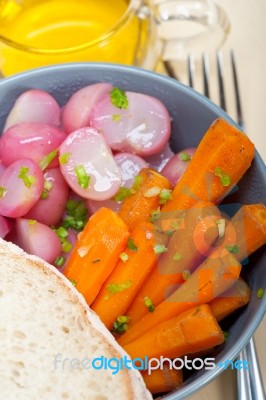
[
  {"xmin": 162, "ymin": 118, "xmax": 255, "ymax": 212},
  {"xmin": 118, "ymin": 252, "xmax": 241, "ymax": 346},
  {"xmin": 64, "ymin": 207, "xmax": 129, "ymax": 305},
  {"xmin": 209, "ymin": 278, "xmax": 251, "ymax": 321},
  {"xmin": 119, "ymin": 168, "xmax": 172, "ymax": 231},
  {"xmin": 141, "ymin": 367, "xmax": 183, "ymax": 395},
  {"xmin": 123, "ymin": 305, "xmax": 224, "ymax": 360},
  {"xmin": 126, "ymin": 201, "xmax": 221, "ymax": 325},
  {"xmin": 91, "ymin": 221, "xmax": 159, "ymax": 330}
]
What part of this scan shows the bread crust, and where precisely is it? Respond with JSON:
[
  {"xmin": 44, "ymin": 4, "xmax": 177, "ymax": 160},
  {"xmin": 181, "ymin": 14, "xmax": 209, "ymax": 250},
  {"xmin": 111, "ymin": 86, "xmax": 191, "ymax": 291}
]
[{"xmin": 0, "ymin": 238, "xmax": 152, "ymax": 400}]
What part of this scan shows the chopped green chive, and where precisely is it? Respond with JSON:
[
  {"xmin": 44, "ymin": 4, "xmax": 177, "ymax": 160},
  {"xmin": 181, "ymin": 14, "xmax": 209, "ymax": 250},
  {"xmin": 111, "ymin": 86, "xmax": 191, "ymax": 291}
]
[
  {"xmin": 112, "ymin": 114, "xmax": 121, "ymax": 122},
  {"xmin": 18, "ymin": 166, "xmax": 35, "ymax": 188},
  {"xmin": 159, "ymin": 189, "xmax": 172, "ymax": 204},
  {"xmin": 68, "ymin": 278, "xmax": 77, "ymax": 287},
  {"xmin": 182, "ymin": 270, "xmax": 191, "ymax": 280},
  {"xmin": 110, "ymin": 87, "xmax": 128, "ymax": 109},
  {"xmin": 106, "ymin": 281, "xmax": 132, "ymax": 298},
  {"xmin": 179, "ymin": 152, "xmax": 191, "ymax": 162},
  {"xmin": 112, "ymin": 315, "xmax": 130, "ymax": 334},
  {"xmin": 154, "ymin": 244, "xmax": 168, "ymax": 254},
  {"xmin": 74, "ymin": 165, "xmax": 90, "ymax": 189},
  {"xmin": 127, "ymin": 238, "xmax": 139, "ymax": 252},
  {"xmin": 132, "ymin": 175, "xmax": 143, "ymax": 192},
  {"xmin": 28, "ymin": 219, "xmax": 37, "ymax": 225},
  {"xmin": 62, "ymin": 199, "xmax": 88, "ymax": 231},
  {"xmin": 257, "ymin": 288, "xmax": 264, "ymax": 299},
  {"xmin": 225, "ymin": 244, "xmax": 238, "ymax": 254},
  {"xmin": 144, "ymin": 296, "xmax": 155, "ymax": 312},
  {"xmin": 41, "ymin": 179, "xmax": 53, "ymax": 199},
  {"xmin": 0, "ymin": 186, "xmax": 7, "ymax": 199},
  {"xmin": 173, "ymin": 252, "xmax": 182, "ymax": 261},
  {"xmin": 56, "ymin": 226, "xmax": 69, "ymax": 239},
  {"xmin": 119, "ymin": 252, "xmax": 129, "ymax": 263},
  {"xmin": 216, "ymin": 219, "xmax": 225, "ymax": 238},
  {"xmin": 114, "ymin": 186, "xmax": 132, "ymax": 202},
  {"xmin": 62, "ymin": 240, "xmax": 72, "ymax": 253},
  {"xmin": 92, "ymin": 258, "xmax": 101, "ymax": 264},
  {"xmin": 192, "ymin": 306, "xmax": 201, "ymax": 316},
  {"xmin": 165, "ymin": 230, "xmax": 174, "ymax": 237},
  {"xmin": 150, "ymin": 209, "xmax": 161, "ymax": 222},
  {"xmin": 59, "ymin": 152, "xmax": 71, "ymax": 165},
  {"xmin": 214, "ymin": 167, "xmax": 231, "ymax": 187},
  {"xmin": 39, "ymin": 149, "xmax": 58, "ymax": 171},
  {"xmin": 223, "ymin": 331, "xmax": 230, "ymax": 341},
  {"xmin": 54, "ymin": 256, "xmax": 65, "ymax": 268}
]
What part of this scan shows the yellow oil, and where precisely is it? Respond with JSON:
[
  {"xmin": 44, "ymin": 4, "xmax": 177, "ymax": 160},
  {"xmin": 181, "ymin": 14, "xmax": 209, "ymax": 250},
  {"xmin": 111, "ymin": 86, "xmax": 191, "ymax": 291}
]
[{"xmin": 0, "ymin": 0, "xmax": 142, "ymax": 75}]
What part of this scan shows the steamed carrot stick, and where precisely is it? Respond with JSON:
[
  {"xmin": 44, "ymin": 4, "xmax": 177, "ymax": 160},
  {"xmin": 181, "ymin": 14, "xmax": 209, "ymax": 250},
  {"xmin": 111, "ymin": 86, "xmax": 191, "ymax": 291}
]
[
  {"xmin": 64, "ymin": 207, "xmax": 129, "ymax": 305},
  {"xmin": 126, "ymin": 201, "xmax": 221, "ymax": 325},
  {"xmin": 91, "ymin": 221, "xmax": 160, "ymax": 330},
  {"xmin": 209, "ymin": 278, "xmax": 251, "ymax": 322},
  {"xmin": 141, "ymin": 367, "xmax": 183, "ymax": 395},
  {"xmin": 119, "ymin": 168, "xmax": 172, "ymax": 231},
  {"xmin": 123, "ymin": 305, "xmax": 224, "ymax": 361},
  {"xmin": 118, "ymin": 252, "xmax": 241, "ymax": 346},
  {"xmin": 161, "ymin": 118, "xmax": 255, "ymax": 212}
]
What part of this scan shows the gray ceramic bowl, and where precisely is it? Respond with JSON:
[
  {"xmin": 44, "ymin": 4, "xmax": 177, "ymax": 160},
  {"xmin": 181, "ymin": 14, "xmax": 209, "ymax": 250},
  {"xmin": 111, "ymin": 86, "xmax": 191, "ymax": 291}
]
[{"xmin": 0, "ymin": 63, "xmax": 265, "ymax": 399}]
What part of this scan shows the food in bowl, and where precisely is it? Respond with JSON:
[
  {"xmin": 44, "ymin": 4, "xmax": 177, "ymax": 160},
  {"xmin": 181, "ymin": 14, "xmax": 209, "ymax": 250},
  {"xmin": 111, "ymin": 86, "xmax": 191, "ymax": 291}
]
[{"xmin": 0, "ymin": 65, "xmax": 265, "ymax": 399}]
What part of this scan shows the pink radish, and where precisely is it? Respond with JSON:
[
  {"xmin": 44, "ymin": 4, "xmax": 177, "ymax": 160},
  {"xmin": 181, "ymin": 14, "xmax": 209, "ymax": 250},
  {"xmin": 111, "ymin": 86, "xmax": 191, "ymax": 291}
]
[
  {"xmin": 62, "ymin": 83, "xmax": 112, "ymax": 134},
  {"xmin": 16, "ymin": 218, "xmax": 61, "ymax": 264},
  {"xmin": 0, "ymin": 122, "xmax": 66, "ymax": 167},
  {"xmin": 87, "ymin": 152, "xmax": 148, "ymax": 213},
  {"xmin": 144, "ymin": 143, "xmax": 174, "ymax": 172},
  {"xmin": 90, "ymin": 90, "xmax": 171, "ymax": 156},
  {"xmin": 3, "ymin": 89, "xmax": 61, "ymax": 132},
  {"xmin": 161, "ymin": 147, "xmax": 196, "ymax": 185},
  {"xmin": 59, "ymin": 127, "xmax": 121, "ymax": 200},
  {"xmin": 25, "ymin": 168, "xmax": 69, "ymax": 226},
  {"xmin": 0, "ymin": 159, "xmax": 44, "ymax": 218}
]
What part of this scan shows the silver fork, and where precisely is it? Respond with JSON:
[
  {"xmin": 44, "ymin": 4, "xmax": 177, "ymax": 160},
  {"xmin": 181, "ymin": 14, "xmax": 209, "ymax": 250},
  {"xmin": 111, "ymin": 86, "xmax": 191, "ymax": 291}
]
[{"xmin": 164, "ymin": 52, "xmax": 265, "ymax": 400}]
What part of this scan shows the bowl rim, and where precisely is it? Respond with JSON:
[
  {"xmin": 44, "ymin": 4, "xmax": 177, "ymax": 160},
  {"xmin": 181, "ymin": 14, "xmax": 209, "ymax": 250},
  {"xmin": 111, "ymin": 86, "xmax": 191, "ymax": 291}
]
[{"xmin": 0, "ymin": 62, "xmax": 265, "ymax": 399}]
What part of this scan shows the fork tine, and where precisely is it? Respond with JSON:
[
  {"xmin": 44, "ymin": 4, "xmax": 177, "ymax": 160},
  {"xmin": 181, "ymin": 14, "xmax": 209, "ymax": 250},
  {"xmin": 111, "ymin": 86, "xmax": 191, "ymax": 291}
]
[
  {"xmin": 188, "ymin": 54, "xmax": 194, "ymax": 88},
  {"xmin": 202, "ymin": 53, "xmax": 210, "ymax": 98},
  {"xmin": 231, "ymin": 51, "xmax": 244, "ymax": 128},
  {"xmin": 216, "ymin": 51, "xmax": 227, "ymax": 111}
]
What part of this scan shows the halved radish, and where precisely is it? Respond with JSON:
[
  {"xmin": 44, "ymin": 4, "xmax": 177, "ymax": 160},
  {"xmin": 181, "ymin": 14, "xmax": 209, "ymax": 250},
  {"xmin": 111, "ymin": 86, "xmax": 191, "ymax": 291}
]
[
  {"xmin": 161, "ymin": 147, "xmax": 196, "ymax": 185},
  {"xmin": 144, "ymin": 143, "xmax": 174, "ymax": 172},
  {"xmin": 90, "ymin": 91, "xmax": 171, "ymax": 156},
  {"xmin": 0, "ymin": 122, "xmax": 66, "ymax": 167},
  {"xmin": 59, "ymin": 127, "xmax": 121, "ymax": 200},
  {"xmin": 87, "ymin": 152, "xmax": 148, "ymax": 213},
  {"xmin": 16, "ymin": 218, "xmax": 61, "ymax": 264},
  {"xmin": 25, "ymin": 168, "xmax": 69, "ymax": 226},
  {"xmin": 0, "ymin": 159, "xmax": 44, "ymax": 218},
  {"xmin": 3, "ymin": 89, "xmax": 61, "ymax": 132},
  {"xmin": 62, "ymin": 83, "xmax": 112, "ymax": 134}
]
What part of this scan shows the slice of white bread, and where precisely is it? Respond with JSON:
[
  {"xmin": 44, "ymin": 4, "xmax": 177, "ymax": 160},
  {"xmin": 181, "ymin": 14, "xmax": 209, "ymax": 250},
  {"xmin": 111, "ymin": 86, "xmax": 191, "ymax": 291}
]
[{"xmin": 0, "ymin": 239, "xmax": 152, "ymax": 400}]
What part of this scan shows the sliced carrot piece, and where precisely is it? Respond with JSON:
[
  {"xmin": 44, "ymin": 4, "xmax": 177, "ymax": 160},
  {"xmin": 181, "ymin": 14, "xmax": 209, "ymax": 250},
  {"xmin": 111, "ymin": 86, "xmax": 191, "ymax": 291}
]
[
  {"xmin": 124, "ymin": 304, "xmax": 224, "ymax": 360},
  {"xmin": 91, "ymin": 221, "xmax": 159, "ymax": 330},
  {"xmin": 162, "ymin": 118, "xmax": 255, "ymax": 212},
  {"xmin": 119, "ymin": 168, "xmax": 172, "ymax": 231},
  {"xmin": 64, "ymin": 207, "xmax": 129, "ymax": 305},
  {"xmin": 142, "ymin": 367, "xmax": 183, "ymax": 395}
]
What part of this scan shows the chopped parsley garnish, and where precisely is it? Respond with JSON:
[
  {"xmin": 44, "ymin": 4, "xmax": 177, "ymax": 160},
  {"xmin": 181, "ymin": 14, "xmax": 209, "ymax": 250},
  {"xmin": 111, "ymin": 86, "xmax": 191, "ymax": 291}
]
[
  {"xmin": 112, "ymin": 316, "xmax": 130, "ymax": 334},
  {"xmin": 159, "ymin": 189, "xmax": 172, "ymax": 204},
  {"xmin": 144, "ymin": 297, "xmax": 155, "ymax": 312},
  {"xmin": 119, "ymin": 252, "xmax": 129, "ymax": 263},
  {"xmin": 39, "ymin": 149, "xmax": 58, "ymax": 171},
  {"xmin": 110, "ymin": 87, "xmax": 128, "ymax": 109},
  {"xmin": 18, "ymin": 166, "xmax": 35, "ymax": 188},
  {"xmin": 153, "ymin": 244, "xmax": 168, "ymax": 254},
  {"xmin": 0, "ymin": 186, "xmax": 7, "ymax": 199},
  {"xmin": 179, "ymin": 152, "xmax": 191, "ymax": 162},
  {"xmin": 225, "ymin": 244, "xmax": 239, "ymax": 254},
  {"xmin": 74, "ymin": 165, "xmax": 90, "ymax": 189},
  {"xmin": 214, "ymin": 167, "xmax": 231, "ymax": 187},
  {"xmin": 127, "ymin": 238, "xmax": 139, "ymax": 252},
  {"xmin": 257, "ymin": 288, "xmax": 264, "ymax": 299},
  {"xmin": 173, "ymin": 252, "xmax": 182, "ymax": 261},
  {"xmin": 54, "ymin": 256, "xmax": 66, "ymax": 268},
  {"xmin": 59, "ymin": 152, "xmax": 71, "ymax": 165}
]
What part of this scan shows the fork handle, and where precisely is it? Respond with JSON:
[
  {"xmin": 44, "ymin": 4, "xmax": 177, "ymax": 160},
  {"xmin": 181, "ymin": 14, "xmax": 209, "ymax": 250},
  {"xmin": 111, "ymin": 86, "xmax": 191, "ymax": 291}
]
[{"xmin": 237, "ymin": 337, "xmax": 265, "ymax": 400}]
